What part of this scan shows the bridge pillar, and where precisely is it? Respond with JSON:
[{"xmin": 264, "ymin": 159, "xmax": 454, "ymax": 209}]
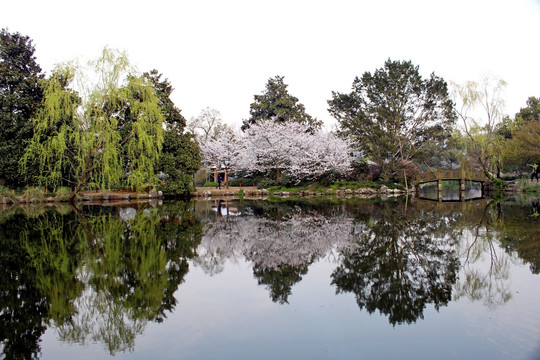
[{"xmin": 438, "ymin": 179, "xmax": 442, "ymax": 202}]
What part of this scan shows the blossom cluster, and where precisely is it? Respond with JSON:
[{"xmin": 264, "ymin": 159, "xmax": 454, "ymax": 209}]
[{"xmin": 200, "ymin": 120, "xmax": 353, "ymax": 183}]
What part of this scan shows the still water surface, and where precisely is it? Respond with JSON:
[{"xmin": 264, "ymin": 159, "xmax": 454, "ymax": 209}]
[{"xmin": 1, "ymin": 195, "xmax": 539, "ymax": 359}]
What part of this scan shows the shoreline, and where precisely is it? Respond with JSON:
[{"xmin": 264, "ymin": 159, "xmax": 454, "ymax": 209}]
[{"xmin": 1, "ymin": 183, "xmax": 538, "ymax": 206}]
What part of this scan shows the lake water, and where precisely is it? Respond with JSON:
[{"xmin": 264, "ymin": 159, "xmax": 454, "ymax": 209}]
[{"xmin": 1, "ymin": 195, "xmax": 539, "ymax": 359}]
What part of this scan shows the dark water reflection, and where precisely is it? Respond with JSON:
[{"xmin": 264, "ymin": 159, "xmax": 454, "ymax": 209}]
[
  {"xmin": 1, "ymin": 196, "xmax": 539, "ymax": 359},
  {"xmin": 0, "ymin": 202, "xmax": 202, "ymax": 359}
]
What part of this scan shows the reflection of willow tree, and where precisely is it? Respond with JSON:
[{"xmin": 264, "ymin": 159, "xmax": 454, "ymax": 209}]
[
  {"xmin": 0, "ymin": 202, "xmax": 202, "ymax": 358},
  {"xmin": 331, "ymin": 204, "xmax": 460, "ymax": 326},
  {"xmin": 453, "ymin": 198, "xmax": 539, "ymax": 308},
  {"xmin": 0, "ymin": 210, "xmax": 79, "ymax": 360},
  {"xmin": 62, "ymin": 212, "xmax": 166, "ymax": 354},
  {"xmin": 59, "ymin": 203, "xmax": 202, "ymax": 354},
  {"xmin": 22, "ymin": 212, "xmax": 85, "ymax": 326}
]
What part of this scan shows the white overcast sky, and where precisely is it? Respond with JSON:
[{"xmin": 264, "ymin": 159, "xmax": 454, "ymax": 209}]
[{"xmin": 2, "ymin": 0, "xmax": 540, "ymax": 128}]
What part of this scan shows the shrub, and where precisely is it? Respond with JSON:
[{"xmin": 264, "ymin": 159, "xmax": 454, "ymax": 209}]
[
  {"xmin": 332, "ymin": 181, "xmax": 381, "ymax": 190},
  {"xmin": 369, "ymin": 163, "xmax": 382, "ymax": 181},
  {"xmin": 55, "ymin": 187, "xmax": 71, "ymax": 200},
  {"xmin": 229, "ymin": 178, "xmax": 256, "ymax": 187},
  {"xmin": 350, "ymin": 158, "xmax": 371, "ymax": 181},
  {"xmin": 203, "ymin": 181, "xmax": 218, "ymax": 188},
  {"xmin": 277, "ymin": 174, "xmax": 294, "ymax": 187},
  {"xmin": 516, "ymin": 178, "xmax": 540, "ymax": 192},
  {"xmin": 257, "ymin": 178, "xmax": 276, "ymax": 189},
  {"xmin": 159, "ymin": 174, "xmax": 196, "ymax": 196},
  {"xmin": 0, "ymin": 186, "xmax": 17, "ymax": 203},
  {"xmin": 21, "ymin": 187, "xmax": 45, "ymax": 203},
  {"xmin": 319, "ymin": 171, "xmax": 345, "ymax": 186}
]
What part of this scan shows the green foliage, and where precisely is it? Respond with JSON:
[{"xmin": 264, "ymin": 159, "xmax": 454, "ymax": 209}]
[
  {"xmin": 228, "ymin": 178, "xmax": 256, "ymax": 187},
  {"xmin": 242, "ymin": 75, "xmax": 321, "ymax": 131},
  {"xmin": 331, "ymin": 180, "xmax": 383, "ymax": 190},
  {"xmin": 257, "ymin": 178, "xmax": 277, "ymax": 189},
  {"xmin": 263, "ymin": 180, "xmax": 406, "ymax": 196},
  {"xmin": 21, "ymin": 48, "xmax": 165, "ymax": 201},
  {"xmin": 266, "ymin": 185, "xmax": 296, "ymax": 194},
  {"xmin": 490, "ymin": 176, "xmax": 507, "ymax": 191},
  {"xmin": 451, "ymin": 76, "xmax": 507, "ymax": 178},
  {"xmin": 0, "ymin": 185, "xmax": 14, "ymax": 195},
  {"xmin": 0, "ymin": 29, "xmax": 44, "ymax": 188},
  {"xmin": 503, "ymin": 118, "xmax": 540, "ymax": 172},
  {"xmin": 158, "ymin": 174, "xmax": 195, "ymax": 197},
  {"xmin": 157, "ymin": 131, "xmax": 200, "ymax": 196},
  {"xmin": 516, "ymin": 178, "xmax": 540, "ymax": 193},
  {"xmin": 21, "ymin": 187, "xmax": 45, "ymax": 202},
  {"xmin": 493, "ymin": 96, "xmax": 540, "ymax": 174},
  {"xmin": 0, "ymin": 185, "xmax": 17, "ymax": 203},
  {"xmin": 329, "ymin": 59, "xmax": 456, "ymax": 181},
  {"xmin": 203, "ymin": 181, "xmax": 218, "ymax": 187},
  {"xmin": 349, "ymin": 158, "xmax": 371, "ymax": 180},
  {"xmin": 515, "ymin": 96, "xmax": 540, "ymax": 124},
  {"xmin": 146, "ymin": 70, "xmax": 201, "ymax": 196},
  {"xmin": 54, "ymin": 186, "xmax": 71, "ymax": 200},
  {"xmin": 238, "ymin": 188, "xmax": 244, "ymax": 201}
]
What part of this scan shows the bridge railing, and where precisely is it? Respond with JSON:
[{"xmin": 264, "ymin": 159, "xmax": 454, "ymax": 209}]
[{"xmin": 416, "ymin": 168, "xmax": 487, "ymax": 184}]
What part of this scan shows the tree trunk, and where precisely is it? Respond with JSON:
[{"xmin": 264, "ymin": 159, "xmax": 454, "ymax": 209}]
[
  {"xmin": 403, "ymin": 169, "xmax": 408, "ymax": 192},
  {"xmin": 67, "ymin": 181, "xmax": 85, "ymax": 202}
]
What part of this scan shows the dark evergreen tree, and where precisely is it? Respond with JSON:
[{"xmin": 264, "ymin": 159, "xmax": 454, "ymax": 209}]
[
  {"xmin": 143, "ymin": 70, "xmax": 201, "ymax": 196},
  {"xmin": 515, "ymin": 96, "xmax": 540, "ymax": 124},
  {"xmin": 328, "ymin": 59, "xmax": 456, "ymax": 181},
  {"xmin": 0, "ymin": 29, "xmax": 43, "ymax": 188},
  {"xmin": 242, "ymin": 75, "xmax": 321, "ymax": 131}
]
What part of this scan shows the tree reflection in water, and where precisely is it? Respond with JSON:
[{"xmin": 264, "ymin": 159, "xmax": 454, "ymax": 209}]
[
  {"xmin": 1, "ymin": 196, "xmax": 538, "ymax": 358},
  {"xmin": 195, "ymin": 200, "xmax": 355, "ymax": 303},
  {"xmin": 196, "ymin": 197, "xmax": 539, "ymax": 325},
  {"xmin": 331, "ymin": 202, "xmax": 460, "ymax": 326},
  {"xmin": 453, "ymin": 197, "xmax": 540, "ymax": 309},
  {"xmin": 0, "ymin": 209, "xmax": 78, "ymax": 360},
  {"xmin": 0, "ymin": 202, "xmax": 202, "ymax": 358}
]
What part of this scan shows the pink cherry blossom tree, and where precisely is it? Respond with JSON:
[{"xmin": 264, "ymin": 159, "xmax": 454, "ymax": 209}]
[{"xmin": 201, "ymin": 119, "xmax": 353, "ymax": 184}]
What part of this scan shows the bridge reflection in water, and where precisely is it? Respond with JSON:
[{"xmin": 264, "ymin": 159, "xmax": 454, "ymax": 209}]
[
  {"xmin": 416, "ymin": 197, "xmax": 489, "ymax": 214},
  {"xmin": 416, "ymin": 168, "xmax": 487, "ymax": 202},
  {"xmin": 418, "ymin": 182, "xmax": 484, "ymax": 202}
]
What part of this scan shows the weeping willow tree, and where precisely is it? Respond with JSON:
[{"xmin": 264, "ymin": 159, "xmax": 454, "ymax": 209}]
[
  {"xmin": 21, "ymin": 48, "xmax": 164, "ymax": 201},
  {"xmin": 451, "ymin": 76, "xmax": 507, "ymax": 182}
]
